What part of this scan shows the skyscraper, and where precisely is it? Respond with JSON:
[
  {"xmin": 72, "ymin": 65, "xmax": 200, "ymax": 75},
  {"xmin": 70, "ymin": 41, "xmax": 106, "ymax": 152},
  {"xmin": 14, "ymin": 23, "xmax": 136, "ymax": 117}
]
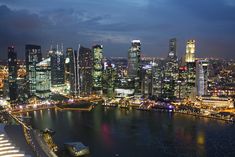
[
  {"xmin": 8, "ymin": 46, "xmax": 18, "ymax": 103},
  {"xmin": 185, "ymin": 40, "xmax": 196, "ymax": 63},
  {"xmin": 25, "ymin": 44, "xmax": 42, "ymax": 96},
  {"xmin": 168, "ymin": 38, "xmax": 177, "ymax": 60},
  {"xmin": 65, "ymin": 48, "xmax": 79, "ymax": 95},
  {"xmin": 128, "ymin": 40, "xmax": 141, "ymax": 94},
  {"xmin": 79, "ymin": 46, "xmax": 92, "ymax": 96},
  {"xmin": 162, "ymin": 38, "xmax": 179, "ymax": 99},
  {"xmin": 184, "ymin": 40, "xmax": 196, "ymax": 99},
  {"xmin": 51, "ymin": 48, "xmax": 65, "ymax": 86},
  {"xmin": 196, "ymin": 59, "xmax": 209, "ymax": 96},
  {"xmin": 36, "ymin": 58, "xmax": 51, "ymax": 98},
  {"xmin": 128, "ymin": 40, "xmax": 141, "ymax": 77},
  {"xmin": 65, "ymin": 48, "xmax": 74, "ymax": 85},
  {"xmin": 92, "ymin": 45, "xmax": 103, "ymax": 94}
]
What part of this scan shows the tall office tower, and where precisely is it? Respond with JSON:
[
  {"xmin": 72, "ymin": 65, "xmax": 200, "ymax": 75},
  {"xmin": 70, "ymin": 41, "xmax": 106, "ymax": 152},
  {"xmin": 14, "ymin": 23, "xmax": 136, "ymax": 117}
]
[
  {"xmin": 79, "ymin": 46, "xmax": 93, "ymax": 96},
  {"xmin": 184, "ymin": 40, "xmax": 197, "ymax": 99},
  {"xmin": 51, "ymin": 48, "xmax": 65, "ymax": 86},
  {"xmin": 65, "ymin": 48, "xmax": 74, "ymax": 84},
  {"xmin": 196, "ymin": 59, "xmax": 209, "ymax": 96},
  {"xmin": 168, "ymin": 38, "xmax": 177, "ymax": 60},
  {"xmin": 162, "ymin": 38, "xmax": 179, "ymax": 99},
  {"xmin": 141, "ymin": 64, "xmax": 153, "ymax": 96},
  {"xmin": 92, "ymin": 45, "xmax": 103, "ymax": 94},
  {"xmin": 8, "ymin": 46, "xmax": 18, "ymax": 103},
  {"xmin": 128, "ymin": 40, "xmax": 141, "ymax": 77},
  {"xmin": 185, "ymin": 40, "xmax": 196, "ymax": 63},
  {"xmin": 176, "ymin": 66, "xmax": 188, "ymax": 99},
  {"xmin": 152, "ymin": 61, "xmax": 164, "ymax": 97},
  {"xmin": 25, "ymin": 45, "xmax": 42, "ymax": 96},
  {"xmin": 65, "ymin": 47, "xmax": 79, "ymax": 95},
  {"xmin": 103, "ymin": 60, "xmax": 116, "ymax": 97},
  {"xmin": 128, "ymin": 40, "xmax": 141, "ymax": 94},
  {"xmin": 35, "ymin": 58, "xmax": 51, "ymax": 99},
  {"xmin": 186, "ymin": 62, "xmax": 196, "ymax": 99}
]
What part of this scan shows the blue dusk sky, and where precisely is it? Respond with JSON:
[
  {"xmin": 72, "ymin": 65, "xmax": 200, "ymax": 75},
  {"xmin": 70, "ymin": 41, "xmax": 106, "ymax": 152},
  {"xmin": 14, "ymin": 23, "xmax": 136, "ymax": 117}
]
[{"xmin": 0, "ymin": 0, "xmax": 235, "ymax": 59}]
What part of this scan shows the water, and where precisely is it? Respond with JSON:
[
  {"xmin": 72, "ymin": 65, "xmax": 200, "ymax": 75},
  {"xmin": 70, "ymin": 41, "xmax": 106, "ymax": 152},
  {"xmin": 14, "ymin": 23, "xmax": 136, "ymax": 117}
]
[{"xmin": 25, "ymin": 106, "xmax": 235, "ymax": 157}]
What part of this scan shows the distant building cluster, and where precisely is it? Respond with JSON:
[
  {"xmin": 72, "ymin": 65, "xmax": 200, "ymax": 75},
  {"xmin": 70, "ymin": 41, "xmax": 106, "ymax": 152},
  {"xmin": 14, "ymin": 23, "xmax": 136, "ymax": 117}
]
[{"xmin": 0, "ymin": 39, "xmax": 234, "ymax": 104}]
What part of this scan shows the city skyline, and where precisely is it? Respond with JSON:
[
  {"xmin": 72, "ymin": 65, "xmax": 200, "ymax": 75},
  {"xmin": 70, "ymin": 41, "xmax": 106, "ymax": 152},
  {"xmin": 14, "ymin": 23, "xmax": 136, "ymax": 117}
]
[{"xmin": 0, "ymin": 0, "xmax": 235, "ymax": 59}]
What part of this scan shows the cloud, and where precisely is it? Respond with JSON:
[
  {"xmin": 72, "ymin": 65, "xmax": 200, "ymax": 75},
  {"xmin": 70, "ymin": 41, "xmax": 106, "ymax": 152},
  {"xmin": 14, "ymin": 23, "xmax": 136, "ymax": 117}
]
[{"xmin": 0, "ymin": 0, "xmax": 234, "ymax": 59}]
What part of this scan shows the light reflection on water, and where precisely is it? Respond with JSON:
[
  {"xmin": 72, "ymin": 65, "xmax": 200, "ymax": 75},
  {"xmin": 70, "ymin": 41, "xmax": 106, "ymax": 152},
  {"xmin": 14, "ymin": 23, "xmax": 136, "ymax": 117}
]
[{"xmin": 27, "ymin": 106, "xmax": 235, "ymax": 157}]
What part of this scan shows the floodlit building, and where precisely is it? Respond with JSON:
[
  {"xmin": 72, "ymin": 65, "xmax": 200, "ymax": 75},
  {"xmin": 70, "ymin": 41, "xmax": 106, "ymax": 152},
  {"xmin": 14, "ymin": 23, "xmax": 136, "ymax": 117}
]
[
  {"xmin": 25, "ymin": 44, "xmax": 42, "ymax": 96},
  {"xmin": 51, "ymin": 48, "xmax": 65, "ymax": 86},
  {"xmin": 8, "ymin": 46, "xmax": 18, "ymax": 103},
  {"xmin": 92, "ymin": 45, "xmax": 103, "ymax": 94},
  {"xmin": 127, "ymin": 40, "xmax": 142, "ymax": 94},
  {"xmin": 196, "ymin": 59, "xmax": 209, "ymax": 96},
  {"xmin": 36, "ymin": 58, "xmax": 51, "ymax": 99},
  {"xmin": 79, "ymin": 46, "xmax": 93, "ymax": 96},
  {"xmin": 185, "ymin": 40, "xmax": 196, "ymax": 63}
]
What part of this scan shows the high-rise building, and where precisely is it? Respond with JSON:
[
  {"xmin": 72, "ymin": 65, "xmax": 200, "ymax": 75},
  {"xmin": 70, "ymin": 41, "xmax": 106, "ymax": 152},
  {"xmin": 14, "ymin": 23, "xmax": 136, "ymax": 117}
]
[
  {"xmin": 65, "ymin": 48, "xmax": 74, "ymax": 84},
  {"xmin": 25, "ymin": 44, "xmax": 42, "ymax": 96},
  {"xmin": 196, "ymin": 59, "xmax": 209, "ymax": 96},
  {"xmin": 8, "ymin": 46, "xmax": 18, "ymax": 103},
  {"xmin": 152, "ymin": 60, "xmax": 164, "ymax": 97},
  {"xmin": 141, "ymin": 64, "xmax": 153, "ymax": 96},
  {"xmin": 128, "ymin": 40, "xmax": 142, "ymax": 94},
  {"xmin": 79, "ymin": 46, "xmax": 93, "ymax": 96},
  {"xmin": 92, "ymin": 45, "xmax": 103, "ymax": 93},
  {"xmin": 128, "ymin": 40, "xmax": 141, "ymax": 77},
  {"xmin": 51, "ymin": 48, "xmax": 65, "ymax": 86},
  {"xmin": 185, "ymin": 40, "xmax": 196, "ymax": 63},
  {"xmin": 36, "ymin": 58, "xmax": 51, "ymax": 99},
  {"xmin": 186, "ymin": 62, "xmax": 196, "ymax": 99},
  {"xmin": 168, "ymin": 38, "xmax": 177, "ymax": 60},
  {"xmin": 176, "ymin": 66, "xmax": 188, "ymax": 99},
  {"xmin": 65, "ymin": 48, "xmax": 79, "ymax": 95},
  {"xmin": 103, "ymin": 60, "xmax": 116, "ymax": 97},
  {"xmin": 162, "ymin": 38, "xmax": 179, "ymax": 100}
]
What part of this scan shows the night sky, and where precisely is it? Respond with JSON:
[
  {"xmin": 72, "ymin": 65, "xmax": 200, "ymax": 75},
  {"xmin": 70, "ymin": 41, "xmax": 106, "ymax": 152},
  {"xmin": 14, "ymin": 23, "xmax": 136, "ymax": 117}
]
[{"xmin": 0, "ymin": 0, "xmax": 235, "ymax": 59}]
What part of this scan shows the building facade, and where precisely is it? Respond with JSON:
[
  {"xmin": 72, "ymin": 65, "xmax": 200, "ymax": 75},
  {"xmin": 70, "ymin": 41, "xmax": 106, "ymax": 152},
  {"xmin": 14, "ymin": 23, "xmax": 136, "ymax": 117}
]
[
  {"xmin": 51, "ymin": 49, "xmax": 65, "ymax": 86},
  {"xmin": 127, "ymin": 40, "xmax": 141, "ymax": 94},
  {"xmin": 8, "ymin": 46, "xmax": 18, "ymax": 103},
  {"xmin": 185, "ymin": 40, "xmax": 196, "ymax": 63},
  {"xmin": 79, "ymin": 46, "xmax": 93, "ymax": 96},
  {"xmin": 35, "ymin": 58, "xmax": 51, "ymax": 99},
  {"xmin": 25, "ymin": 45, "xmax": 42, "ymax": 96},
  {"xmin": 92, "ymin": 45, "xmax": 103, "ymax": 93},
  {"xmin": 196, "ymin": 59, "xmax": 209, "ymax": 96}
]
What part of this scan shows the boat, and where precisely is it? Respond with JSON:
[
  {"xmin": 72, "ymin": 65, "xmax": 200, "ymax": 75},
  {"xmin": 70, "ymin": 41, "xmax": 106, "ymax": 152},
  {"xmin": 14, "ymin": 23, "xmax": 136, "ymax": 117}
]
[
  {"xmin": 64, "ymin": 142, "xmax": 90, "ymax": 156},
  {"xmin": 42, "ymin": 128, "xmax": 56, "ymax": 135}
]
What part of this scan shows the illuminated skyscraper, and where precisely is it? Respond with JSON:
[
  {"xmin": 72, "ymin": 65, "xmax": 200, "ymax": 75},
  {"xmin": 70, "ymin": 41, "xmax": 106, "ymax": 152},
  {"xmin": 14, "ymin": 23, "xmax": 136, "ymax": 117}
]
[
  {"xmin": 162, "ymin": 38, "xmax": 178, "ymax": 99},
  {"xmin": 168, "ymin": 38, "xmax": 177, "ymax": 60},
  {"xmin": 79, "ymin": 46, "xmax": 92, "ymax": 95},
  {"xmin": 36, "ymin": 58, "xmax": 51, "ymax": 98},
  {"xmin": 65, "ymin": 48, "xmax": 74, "ymax": 84},
  {"xmin": 65, "ymin": 48, "xmax": 79, "ymax": 95},
  {"xmin": 8, "ymin": 46, "xmax": 18, "ymax": 103},
  {"xmin": 128, "ymin": 40, "xmax": 141, "ymax": 94},
  {"xmin": 25, "ymin": 44, "xmax": 42, "ymax": 96},
  {"xmin": 196, "ymin": 59, "xmax": 209, "ymax": 96},
  {"xmin": 185, "ymin": 40, "xmax": 195, "ymax": 63},
  {"xmin": 51, "ymin": 48, "xmax": 65, "ymax": 86},
  {"xmin": 128, "ymin": 40, "xmax": 141, "ymax": 77},
  {"xmin": 92, "ymin": 45, "xmax": 103, "ymax": 93}
]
